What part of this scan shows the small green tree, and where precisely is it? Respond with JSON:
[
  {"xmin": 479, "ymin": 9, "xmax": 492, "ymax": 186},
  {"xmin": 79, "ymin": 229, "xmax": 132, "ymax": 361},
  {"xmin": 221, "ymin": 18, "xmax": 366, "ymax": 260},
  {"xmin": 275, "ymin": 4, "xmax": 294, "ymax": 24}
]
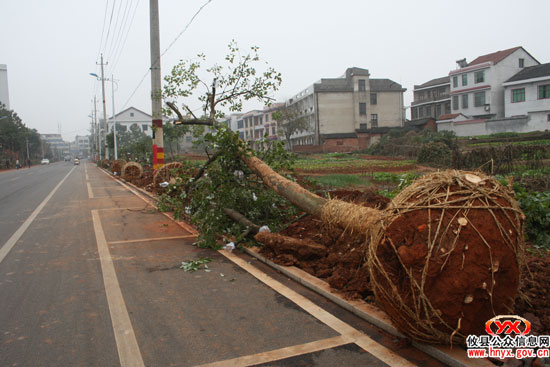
[
  {"xmin": 160, "ymin": 41, "xmax": 300, "ymax": 248},
  {"xmin": 272, "ymin": 105, "xmax": 310, "ymax": 150}
]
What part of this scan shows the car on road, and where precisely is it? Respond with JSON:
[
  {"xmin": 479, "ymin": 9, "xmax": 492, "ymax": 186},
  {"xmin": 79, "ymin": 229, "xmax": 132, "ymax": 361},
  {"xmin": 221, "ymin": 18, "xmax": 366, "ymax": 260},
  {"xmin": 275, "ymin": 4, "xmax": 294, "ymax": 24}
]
[
  {"xmin": 41, "ymin": 158, "xmax": 50, "ymax": 165},
  {"xmin": 74, "ymin": 158, "xmax": 80, "ymax": 165}
]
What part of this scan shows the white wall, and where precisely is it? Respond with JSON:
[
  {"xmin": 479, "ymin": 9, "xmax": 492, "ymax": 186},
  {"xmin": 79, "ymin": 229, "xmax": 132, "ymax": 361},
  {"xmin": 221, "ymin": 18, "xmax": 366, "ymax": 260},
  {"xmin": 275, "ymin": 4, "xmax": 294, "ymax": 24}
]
[
  {"xmin": 0, "ymin": 64, "xmax": 9, "ymax": 109},
  {"xmin": 504, "ymin": 78, "xmax": 550, "ymax": 117}
]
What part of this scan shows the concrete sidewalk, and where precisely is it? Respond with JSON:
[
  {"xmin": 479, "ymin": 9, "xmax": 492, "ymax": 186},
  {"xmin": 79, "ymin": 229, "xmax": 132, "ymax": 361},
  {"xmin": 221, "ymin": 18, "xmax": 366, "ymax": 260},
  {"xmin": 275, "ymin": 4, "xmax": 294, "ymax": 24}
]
[{"xmin": 87, "ymin": 162, "xmax": 442, "ymax": 367}]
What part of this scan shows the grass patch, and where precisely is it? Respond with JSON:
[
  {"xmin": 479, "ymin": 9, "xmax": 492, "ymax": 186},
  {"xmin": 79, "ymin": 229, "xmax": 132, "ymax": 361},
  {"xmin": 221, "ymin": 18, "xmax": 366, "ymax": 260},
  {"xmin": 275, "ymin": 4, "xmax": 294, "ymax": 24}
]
[{"xmin": 306, "ymin": 174, "xmax": 368, "ymax": 188}]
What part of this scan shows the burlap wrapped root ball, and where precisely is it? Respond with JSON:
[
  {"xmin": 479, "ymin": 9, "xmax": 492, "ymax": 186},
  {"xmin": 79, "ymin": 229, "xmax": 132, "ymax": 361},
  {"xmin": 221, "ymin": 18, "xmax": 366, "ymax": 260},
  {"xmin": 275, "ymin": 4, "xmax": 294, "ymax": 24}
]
[
  {"xmin": 121, "ymin": 162, "xmax": 143, "ymax": 180},
  {"xmin": 110, "ymin": 159, "xmax": 126, "ymax": 175},
  {"xmin": 367, "ymin": 170, "xmax": 525, "ymax": 345}
]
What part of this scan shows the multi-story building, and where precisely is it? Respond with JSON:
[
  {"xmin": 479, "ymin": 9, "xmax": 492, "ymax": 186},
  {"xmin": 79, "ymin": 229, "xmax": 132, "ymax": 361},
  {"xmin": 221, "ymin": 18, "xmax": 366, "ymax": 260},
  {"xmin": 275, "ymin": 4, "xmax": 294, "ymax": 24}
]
[
  {"xmin": 106, "ymin": 107, "xmax": 153, "ymax": 137},
  {"xmin": 411, "ymin": 76, "xmax": 450, "ymax": 120},
  {"xmin": 0, "ymin": 64, "xmax": 9, "ymax": 109},
  {"xmin": 233, "ymin": 104, "xmax": 283, "ymax": 145},
  {"xmin": 286, "ymin": 67, "xmax": 406, "ymax": 151},
  {"xmin": 438, "ymin": 47, "xmax": 542, "ymax": 136},
  {"xmin": 448, "ymin": 47, "xmax": 539, "ymax": 120},
  {"xmin": 41, "ymin": 134, "xmax": 70, "ymax": 159},
  {"xmin": 73, "ymin": 135, "xmax": 90, "ymax": 157},
  {"xmin": 500, "ymin": 63, "xmax": 550, "ymax": 132}
]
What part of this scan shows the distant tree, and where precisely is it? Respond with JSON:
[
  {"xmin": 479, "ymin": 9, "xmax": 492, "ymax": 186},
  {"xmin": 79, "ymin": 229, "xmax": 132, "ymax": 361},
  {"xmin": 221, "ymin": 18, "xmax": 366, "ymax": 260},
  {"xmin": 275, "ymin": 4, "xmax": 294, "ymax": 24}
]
[
  {"xmin": 0, "ymin": 103, "xmax": 42, "ymax": 161},
  {"xmin": 272, "ymin": 105, "xmax": 310, "ymax": 150},
  {"xmin": 107, "ymin": 124, "xmax": 152, "ymax": 163},
  {"xmin": 163, "ymin": 122, "xmax": 188, "ymax": 158}
]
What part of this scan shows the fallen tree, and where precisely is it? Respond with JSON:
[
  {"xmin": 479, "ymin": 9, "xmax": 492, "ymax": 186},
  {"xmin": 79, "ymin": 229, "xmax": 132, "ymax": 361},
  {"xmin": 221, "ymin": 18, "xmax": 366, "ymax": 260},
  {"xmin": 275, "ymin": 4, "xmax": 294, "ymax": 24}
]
[{"xmin": 161, "ymin": 42, "xmax": 525, "ymax": 345}]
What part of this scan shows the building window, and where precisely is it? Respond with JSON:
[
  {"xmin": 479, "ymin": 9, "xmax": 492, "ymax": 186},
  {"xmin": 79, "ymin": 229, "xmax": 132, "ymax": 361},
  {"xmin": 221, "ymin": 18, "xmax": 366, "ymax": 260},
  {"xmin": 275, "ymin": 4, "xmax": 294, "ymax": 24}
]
[
  {"xmin": 371, "ymin": 114, "xmax": 378, "ymax": 127},
  {"xmin": 411, "ymin": 108, "xmax": 418, "ymax": 120},
  {"xmin": 359, "ymin": 103, "xmax": 366, "ymax": 115},
  {"xmin": 272, "ymin": 126, "xmax": 276, "ymax": 135},
  {"xmin": 445, "ymin": 102, "xmax": 451, "ymax": 114},
  {"xmin": 519, "ymin": 58, "xmax": 524, "ymax": 68},
  {"xmin": 539, "ymin": 85, "xmax": 550, "ymax": 99},
  {"xmin": 462, "ymin": 94, "xmax": 468, "ymax": 108},
  {"xmin": 426, "ymin": 106, "xmax": 432, "ymax": 116},
  {"xmin": 474, "ymin": 91, "xmax": 486, "ymax": 107},
  {"xmin": 462, "ymin": 74, "xmax": 468, "ymax": 86},
  {"xmin": 436, "ymin": 104, "xmax": 442, "ymax": 118},
  {"xmin": 265, "ymin": 114, "xmax": 269, "ymax": 122},
  {"xmin": 419, "ymin": 107, "xmax": 424, "ymax": 118},
  {"xmin": 452, "ymin": 95, "xmax": 459, "ymax": 110},
  {"xmin": 360, "ymin": 123, "xmax": 367, "ymax": 130},
  {"xmin": 418, "ymin": 91, "xmax": 424, "ymax": 101},
  {"xmin": 185, "ymin": 135, "xmax": 192, "ymax": 142},
  {"xmin": 370, "ymin": 93, "xmax": 377, "ymax": 105},
  {"xmin": 453, "ymin": 76, "xmax": 458, "ymax": 88},
  {"xmin": 358, "ymin": 79, "xmax": 366, "ymax": 91},
  {"xmin": 130, "ymin": 112, "xmax": 134, "ymax": 117},
  {"xmin": 474, "ymin": 70, "xmax": 485, "ymax": 84},
  {"xmin": 237, "ymin": 120, "xmax": 243, "ymax": 129},
  {"xmin": 239, "ymin": 132, "xmax": 244, "ymax": 140},
  {"xmin": 245, "ymin": 120, "xmax": 248, "ymax": 128},
  {"xmin": 142, "ymin": 124, "xmax": 148, "ymax": 131},
  {"xmin": 512, "ymin": 88, "xmax": 525, "ymax": 103}
]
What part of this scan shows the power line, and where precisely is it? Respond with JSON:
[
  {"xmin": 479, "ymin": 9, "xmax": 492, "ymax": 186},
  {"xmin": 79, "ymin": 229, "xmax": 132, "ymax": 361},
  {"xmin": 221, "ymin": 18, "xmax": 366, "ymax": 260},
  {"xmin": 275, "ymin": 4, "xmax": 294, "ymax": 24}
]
[
  {"xmin": 103, "ymin": 0, "xmax": 117, "ymax": 55},
  {"xmin": 121, "ymin": 0, "xmax": 213, "ymax": 109},
  {"xmin": 105, "ymin": 0, "xmax": 127, "ymax": 60},
  {"xmin": 95, "ymin": 0, "xmax": 110, "ymax": 64},
  {"xmin": 106, "ymin": 0, "xmax": 133, "ymax": 68},
  {"xmin": 108, "ymin": 0, "xmax": 140, "ymax": 75}
]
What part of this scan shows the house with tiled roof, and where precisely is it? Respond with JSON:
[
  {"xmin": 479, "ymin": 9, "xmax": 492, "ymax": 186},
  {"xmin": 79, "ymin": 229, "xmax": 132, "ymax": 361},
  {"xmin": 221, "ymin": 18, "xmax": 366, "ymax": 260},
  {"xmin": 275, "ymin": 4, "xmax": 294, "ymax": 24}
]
[
  {"xmin": 287, "ymin": 67, "xmax": 406, "ymax": 152},
  {"xmin": 411, "ymin": 76, "xmax": 451, "ymax": 120},
  {"xmin": 439, "ymin": 47, "xmax": 540, "ymax": 136},
  {"xmin": 500, "ymin": 63, "xmax": 550, "ymax": 132}
]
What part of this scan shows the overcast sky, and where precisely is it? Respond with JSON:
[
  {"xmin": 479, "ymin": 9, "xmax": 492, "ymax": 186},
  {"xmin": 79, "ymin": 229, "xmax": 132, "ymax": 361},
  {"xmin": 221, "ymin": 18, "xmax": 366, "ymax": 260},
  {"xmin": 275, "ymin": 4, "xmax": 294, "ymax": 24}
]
[{"xmin": 1, "ymin": 0, "xmax": 549, "ymax": 141}]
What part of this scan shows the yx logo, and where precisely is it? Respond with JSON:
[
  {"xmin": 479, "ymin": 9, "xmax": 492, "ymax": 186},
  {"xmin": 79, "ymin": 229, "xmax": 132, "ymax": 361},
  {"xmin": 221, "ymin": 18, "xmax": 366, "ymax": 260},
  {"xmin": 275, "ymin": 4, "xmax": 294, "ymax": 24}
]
[{"xmin": 485, "ymin": 315, "xmax": 531, "ymax": 336}]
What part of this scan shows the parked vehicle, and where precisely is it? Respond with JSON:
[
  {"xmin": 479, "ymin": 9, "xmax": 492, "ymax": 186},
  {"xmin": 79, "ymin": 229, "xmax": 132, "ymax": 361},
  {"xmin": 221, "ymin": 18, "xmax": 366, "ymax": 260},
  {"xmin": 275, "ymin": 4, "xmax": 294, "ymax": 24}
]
[{"xmin": 41, "ymin": 158, "xmax": 50, "ymax": 165}]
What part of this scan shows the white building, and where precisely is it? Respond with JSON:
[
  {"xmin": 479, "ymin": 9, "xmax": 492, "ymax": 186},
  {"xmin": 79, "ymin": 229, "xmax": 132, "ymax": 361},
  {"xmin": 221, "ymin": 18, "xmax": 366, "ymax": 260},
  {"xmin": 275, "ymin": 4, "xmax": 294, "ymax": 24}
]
[
  {"xmin": 106, "ymin": 107, "xmax": 153, "ymax": 137},
  {"xmin": 500, "ymin": 63, "xmax": 550, "ymax": 132},
  {"xmin": 448, "ymin": 47, "xmax": 539, "ymax": 120},
  {"xmin": 73, "ymin": 135, "xmax": 90, "ymax": 157},
  {"xmin": 439, "ymin": 47, "xmax": 541, "ymax": 136},
  {"xmin": 0, "ymin": 64, "xmax": 9, "ymax": 109}
]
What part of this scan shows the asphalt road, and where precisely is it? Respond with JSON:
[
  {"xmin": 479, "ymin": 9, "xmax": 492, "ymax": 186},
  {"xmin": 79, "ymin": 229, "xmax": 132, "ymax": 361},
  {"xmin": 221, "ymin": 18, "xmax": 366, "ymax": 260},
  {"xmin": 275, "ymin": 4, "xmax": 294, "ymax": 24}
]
[{"xmin": 0, "ymin": 161, "xmax": 442, "ymax": 366}]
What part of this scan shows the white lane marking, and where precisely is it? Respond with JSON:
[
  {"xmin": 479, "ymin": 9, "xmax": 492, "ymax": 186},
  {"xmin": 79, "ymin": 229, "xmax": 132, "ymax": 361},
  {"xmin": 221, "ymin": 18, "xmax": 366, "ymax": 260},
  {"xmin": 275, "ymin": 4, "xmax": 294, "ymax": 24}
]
[
  {"xmin": 108, "ymin": 235, "xmax": 196, "ymax": 245},
  {"xmin": 220, "ymin": 250, "xmax": 416, "ymax": 367},
  {"xmin": 195, "ymin": 335, "xmax": 354, "ymax": 367},
  {"xmin": 87, "ymin": 182, "xmax": 94, "ymax": 198},
  {"xmin": 0, "ymin": 167, "xmax": 75, "ymax": 265},
  {"xmin": 9, "ymin": 177, "xmax": 20, "ymax": 181},
  {"xmin": 91, "ymin": 210, "xmax": 145, "ymax": 367}
]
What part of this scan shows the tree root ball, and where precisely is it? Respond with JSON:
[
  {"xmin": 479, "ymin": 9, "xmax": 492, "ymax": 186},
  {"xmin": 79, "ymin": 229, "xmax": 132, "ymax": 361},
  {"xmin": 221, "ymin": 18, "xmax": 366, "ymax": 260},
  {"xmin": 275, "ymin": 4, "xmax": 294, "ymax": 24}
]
[
  {"xmin": 367, "ymin": 170, "xmax": 525, "ymax": 345},
  {"xmin": 121, "ymin": 162, "xmax": 143, "ymax": 180},
  {"xmin": 153, "ymin": 162, "xmax": 184, "ymax": 189},
  {"xmin": 110, "ymin": 159, "xmax": 127, "ymax": 175}
]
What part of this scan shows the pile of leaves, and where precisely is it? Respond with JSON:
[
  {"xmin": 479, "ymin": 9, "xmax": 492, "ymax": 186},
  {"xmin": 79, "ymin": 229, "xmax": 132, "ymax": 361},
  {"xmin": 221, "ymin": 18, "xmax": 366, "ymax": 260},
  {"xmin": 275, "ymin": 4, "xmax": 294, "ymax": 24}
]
[{"xmin": 158, "ymin": 124, "xmax": 299, "ymax": 249}]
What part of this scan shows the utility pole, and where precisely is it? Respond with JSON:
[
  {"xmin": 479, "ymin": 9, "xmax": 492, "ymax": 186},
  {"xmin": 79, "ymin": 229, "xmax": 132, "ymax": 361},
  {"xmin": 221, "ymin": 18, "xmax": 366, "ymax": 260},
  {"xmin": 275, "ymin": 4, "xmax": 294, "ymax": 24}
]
[
  {"xmin": 150, "ymin": 0, "xmax": 164, "ymax": 169},
  {"xmin": 97, "ymin": 54, "xmax": 109, "ymax": 160},
  {"xmin": 111, "ymin": 75, "xmax": 118, "ymax": 160},
  {"xmin": 94, "ymin": 96, "xmax": 102, "ymax": 160}
]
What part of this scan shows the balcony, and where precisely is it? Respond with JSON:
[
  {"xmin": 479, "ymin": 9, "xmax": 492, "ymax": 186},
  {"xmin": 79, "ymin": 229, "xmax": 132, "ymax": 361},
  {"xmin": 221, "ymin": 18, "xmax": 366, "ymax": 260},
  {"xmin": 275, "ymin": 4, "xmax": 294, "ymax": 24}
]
[{"xmin": 411, "ymin": 94, "xmax": 450, "ymax": 106}]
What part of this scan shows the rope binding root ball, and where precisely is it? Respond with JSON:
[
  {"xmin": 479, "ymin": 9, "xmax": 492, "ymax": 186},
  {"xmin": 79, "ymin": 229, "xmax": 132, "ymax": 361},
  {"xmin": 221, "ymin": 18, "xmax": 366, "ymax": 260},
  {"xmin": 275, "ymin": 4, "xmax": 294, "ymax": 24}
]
[{"xmin": 361, "ymin": 170, "xmax": 525, "ymax": 344}]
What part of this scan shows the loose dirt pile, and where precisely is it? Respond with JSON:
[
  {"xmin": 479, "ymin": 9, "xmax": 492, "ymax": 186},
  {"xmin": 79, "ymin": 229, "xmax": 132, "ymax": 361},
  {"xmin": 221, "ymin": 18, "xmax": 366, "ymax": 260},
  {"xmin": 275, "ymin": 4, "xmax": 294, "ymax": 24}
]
[
  {"xmin": 130, "ymin": 166, "xmax": 154, "ymax": 191},
  {"xmin": 259, "ymin": 188, "xmax": 549, "ymax": 337}
]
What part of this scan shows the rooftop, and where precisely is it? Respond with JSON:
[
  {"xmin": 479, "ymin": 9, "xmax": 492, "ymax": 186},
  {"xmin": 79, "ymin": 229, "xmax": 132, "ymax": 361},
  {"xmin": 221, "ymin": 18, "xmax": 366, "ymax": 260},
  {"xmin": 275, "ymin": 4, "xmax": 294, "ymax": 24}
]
[
  {"xmin": 414, "ymin": 76, "xmax": 450, "ymax": 89},
  {"xmin": 468, "ymin": 47, "xmax": 522, "ymax": 66},
  {"xmin": 505, "ymin": 63, "xmax": 550, "ymax": 83}
]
